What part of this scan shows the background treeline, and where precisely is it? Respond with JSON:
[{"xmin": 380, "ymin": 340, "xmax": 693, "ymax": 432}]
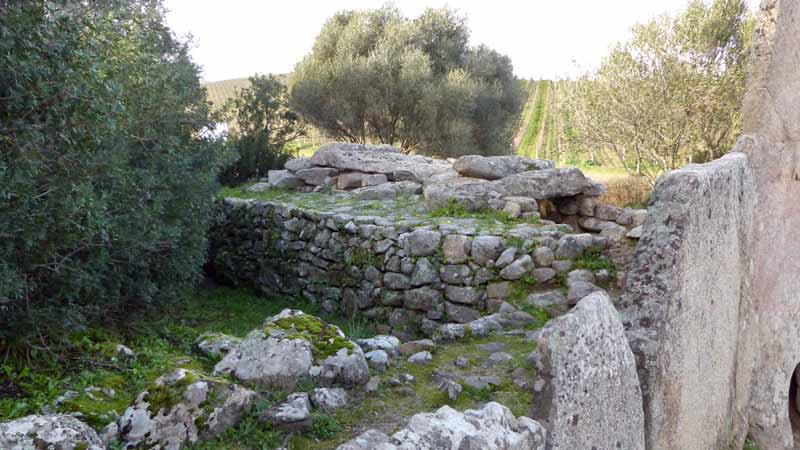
[{"xmin": 513, "ymin": 0, "xmax": 753, "ymax": 185}]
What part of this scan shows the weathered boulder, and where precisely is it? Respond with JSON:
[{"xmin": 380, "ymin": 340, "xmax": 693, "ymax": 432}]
[
  {"xmin": 357, "ymin": 335, "xmax": 401, "ymax": 356},
  {"xmin": 442, "ymin": 234, "xmax": 471, "ymax": 264},
  {"xmin": 0, "ymin": 415, "xmax": 105, "ymax": 450},
  {"xmin": 453, "ymin": 155, "xmax": 554, "ymax": 180},
  {"xmin": 267, "ymin": 170, "xmax": 305, "ymax": 189},
  {"xmin": 295, "ymin": 167, "xmax": 338, "ymax": 186},
  {"xmin": 195, "ymin": 332, "xmax": 240, "ymax": 358},
  {"xmin": 260, "ymin": 392, "xmax": 311, "ymax": 429},
  {"xmin": 494, "ymin": 168, "xmax": 594, "ymax": 199},
  {"xmin": 402, "ymin": 229, "xmax": 442, "ymax": 257},
  {"xmin": 337, "ymin": 429, "xmax": 392, "ymax": 450},
  {"xmin": 338, "ymin": 402, "xmax": 546, "ymax": 450},
  {"xmin": 213, "ymin": 329, "xmax": 313, "ymax": 390},
  {"xmin": 284, "ymin": 157, "xmax": 313, "ymax": 172},
  {"xmin": 530, "ymin": 291, "xmax": 645, "ymax": 450},
  {"xmin": 214, "ymin": 310, "xmax": 368, "ymax": 389},
  {"xmin": 310, "ymin": 143, "xmax": 455, "ymax": 183},
  {"xmin": 310, "ymin": 388, "xmax": 349, "ymax": 412},
  {"xmin": 423, "ymin": 168, "xmax": 596, "ymax": 211},
  {"xmin": 112, "ymin": 369, "xmax": 256, "ymax": 450},
  {"xmin": 499, "ymin": 255, "xmax": 533, "ymax": 280},
  {"xmin": 471, "ymin": 235, "xmax": 504, "ymax": 265},
  {"xmin": 619, "ymin": 153, "xmax": 756, "ymax": 450}
]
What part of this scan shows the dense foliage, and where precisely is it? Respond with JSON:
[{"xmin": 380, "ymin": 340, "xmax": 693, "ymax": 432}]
[
  {"xmin": 562, "ymin": 0, "xmax": 753, "ymax": 183},
  {"xmin": 219, "ymin": 74, "xmax": 306, "ymax": 186},
  {"xmin": 0, "ymin": 1, "xmax": 223, "ymax": 347},
  {"xmin": 289, "ymin": 4, "xmax": 522, "ymax": 158}
]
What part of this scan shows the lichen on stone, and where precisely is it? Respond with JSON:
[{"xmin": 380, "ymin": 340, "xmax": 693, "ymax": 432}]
[{"xmin": 266, "ymin": 313, "xmax": 355, "ymax": 361}]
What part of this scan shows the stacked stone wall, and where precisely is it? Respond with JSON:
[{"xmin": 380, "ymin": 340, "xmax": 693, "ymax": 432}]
[{"xmin": 209, "ymin": 197, "xmax": 622, "ymax": 338}]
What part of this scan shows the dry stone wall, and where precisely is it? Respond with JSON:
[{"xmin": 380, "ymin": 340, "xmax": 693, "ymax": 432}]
[{"xmin": 209, "ymin": 196, "xmax": 623, "ymax": 338}]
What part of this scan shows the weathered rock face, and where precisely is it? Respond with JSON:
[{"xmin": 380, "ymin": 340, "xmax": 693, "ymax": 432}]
[
  {"xmin": 214, "ymin": 310, "xmax": 369, "ymax": 389},
  {"xmin": 620, "ymin": 153, "xmax": 754, "ymax": 450},
  {"xmin": 213, "ymin": 329, "xmax": 314, "ymax": 390},
  {"xmin": 337, "ymin": 402, "xmax": 546, "ymax": 450},
  {"xmin": 739, "ymin": 1, "xmax": 800, "ymax": 449},
  {"xmin": 112, "ymin": 368, "xmax": 256, "ymax": 450},
  {"xmin": 617, "ymin": 3, "xmax": 800, "ymax": 448},
  {"xmin": 531, "ymin": 291, "xmax": 644, "ymax": 450},
  {"xmin": 0, "ymin": 415, "xmax": 105, "ymax": 450},
  {"xmin": 310, "ymin": 143, "xmax": 455, "ymax": 184},
  {"xmin": 423, "ymin": 168, "xmax": 595, "ymax": 211},
  {"xmin": 453, "ymin": 155, "xmax": 554, "ymax": 180}
]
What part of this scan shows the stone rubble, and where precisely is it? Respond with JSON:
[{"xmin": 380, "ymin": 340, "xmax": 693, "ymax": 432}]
[
  {"xmin": 0, "ymin": 415, "xmax": 105, "ymax": 450},
  {"xmin": 337, "ymin": 402, "xmax": 546, "ymax": 450}
]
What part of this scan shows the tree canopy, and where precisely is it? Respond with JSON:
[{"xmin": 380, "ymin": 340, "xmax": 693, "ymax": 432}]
[
  {"xmin": 563, "ymin": 0, "xmax": 753, "ymax": 183},
  {"xmin": 0, "ymin": 0, "xmax": 224, "ymax": 344},
  {"xmin": 289, "ymin": 4, "xmax": 522, "ymax": 158},
  {"xmin": 219, "ymin": 74, "xmax": 306, "ymax": 186}
]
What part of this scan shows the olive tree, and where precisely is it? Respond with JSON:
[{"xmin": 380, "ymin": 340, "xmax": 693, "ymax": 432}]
[
  {"xmin": 289, "ymin": 4, "xmax": 521, "ymax": 158},
  {"xmin": 566, "ymin": 0, "xmax": 752, "ymax": 183}
]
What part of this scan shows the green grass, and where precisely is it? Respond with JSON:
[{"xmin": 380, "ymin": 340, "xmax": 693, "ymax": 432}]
[
  {"xmin": 518, "ymin": 80, "xmax": 550, "ymax": 158},
  {"xmin": 0, "ymin": 287, "xmax": 375, "ymax": 428},
  {"xmin": 428, "ymin": 199, "xmax": 541, "ymax": 229},
  {"xmin": 743, "ymin": 439, "xmax": 760, "ymax": 450}
]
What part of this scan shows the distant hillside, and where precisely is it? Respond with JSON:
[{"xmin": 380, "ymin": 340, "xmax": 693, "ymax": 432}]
[
  {"xmin": 204, "ymin": 75, "xmax": 330, "ymax": 151},
  {"xmin": 204, "ymin": 75, "xmax": 291, "ymax": 111},
  {"xmin": 204, "ymin": 78, "xmax": 250, "ymax": 111}
]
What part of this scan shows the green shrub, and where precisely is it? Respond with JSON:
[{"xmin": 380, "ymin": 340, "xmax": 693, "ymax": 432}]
[
  {"xmin": 218, "ymin": 74, "xmax": 305, "ymax": 186},
  {"xmin": 309, "ymin": 413, "xmax": 342, "ymax": 439},
  {"xmin": 0, "ymin": 1, "xmax": 224, "ymax": 347}
]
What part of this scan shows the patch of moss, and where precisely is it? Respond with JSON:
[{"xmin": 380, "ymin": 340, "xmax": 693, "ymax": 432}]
[
  {"xmin": 74, "ymin": 443, "xmax": 88, "ymax": 450},
  {"xmin": 56, "ymin": 373, "xmax": 130, "ymax": 428},
  {"xmin": 508, "ymin": 276, "xmax": 539, "ymax": 304},
  {"xmin": 143, "ymin": 371, "xmax": 199, "ymax": 418},
  {"xmin": 194, "ymin": 415, "xmax": 208, "ymax": 432},
  {"xmin": 573, "ymin": 249, "xmax": 616, "ymax": 275},
  {"xmin": 268, "ymin": 314, "xmax": 355, "ymax": 360}
]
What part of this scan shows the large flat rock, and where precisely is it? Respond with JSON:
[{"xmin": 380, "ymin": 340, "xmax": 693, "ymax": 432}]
[
  {"xmin": 310, "ymin": 143, "xmax": 455, "ymax": 184},
  {"xmin": 453, "ymin": 155, "xmax": 554, "ymax": 180},
  {"xmin": 530, "ymin": 291, "xmax": 645, "ymax": 450},
  {"xmin": 424, "ymin": 167, "xmax": 594, "ymax": 210},
  {"xmin": 0, "ymin": 415, "xmax": 104, "ymax": 450}
]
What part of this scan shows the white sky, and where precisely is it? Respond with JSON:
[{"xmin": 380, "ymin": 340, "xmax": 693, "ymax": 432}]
[{"xmin": 165, "ymin": 0, "xmax": 760, "ymax": 82}]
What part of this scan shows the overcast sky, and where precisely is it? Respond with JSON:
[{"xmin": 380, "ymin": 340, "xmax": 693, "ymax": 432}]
[{"xmin": 165, "ymin": 0, "xmax": 760, "ymax": 82}]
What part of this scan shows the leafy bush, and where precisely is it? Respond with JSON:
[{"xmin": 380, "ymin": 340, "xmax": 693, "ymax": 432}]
[
  {"xmin": 219, "ymin": 74, "xmax": 306, "ymax": 186},
  {"xmin": 0, "ymin": 1, "xmax": 224, "ymax": 347},
  {"xmin": 309, "ymin": 413, "xmax": 343, "ymax": 439},
  {"xmin": 290, "ymin": 4, "xmax": 522, "ymax": 157}
]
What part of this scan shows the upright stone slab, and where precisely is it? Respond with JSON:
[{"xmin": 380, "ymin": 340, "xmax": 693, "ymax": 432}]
[
  {"xmin": 619, "ymin": 153, "xmax": 755, "ymax": 450},
  {"xmin": 740, "ymin": 0, "xmax": 800, "ymax": 447},
  {"xmin": 618, "ymin": 2, "xmax": 800, "ymax": 448},
  {"xmin": 530, "ymin": 291, "xmax": 645, "ymax": 450}
]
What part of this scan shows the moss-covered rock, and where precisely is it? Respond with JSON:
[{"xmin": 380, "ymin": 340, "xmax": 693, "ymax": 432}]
[{"xmin": 109, "ymin": 368, "xmax": 256, "ymax": 450}]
